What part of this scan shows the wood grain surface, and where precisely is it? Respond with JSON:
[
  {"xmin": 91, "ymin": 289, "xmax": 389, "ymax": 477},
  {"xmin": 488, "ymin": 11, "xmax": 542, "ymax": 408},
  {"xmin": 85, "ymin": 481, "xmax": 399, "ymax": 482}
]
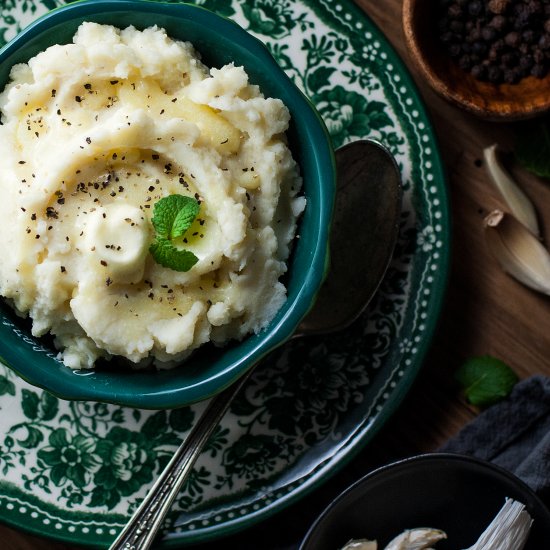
[{"xmin": 3, "ymin": 0, "xmax": 550, "ymax": 548}]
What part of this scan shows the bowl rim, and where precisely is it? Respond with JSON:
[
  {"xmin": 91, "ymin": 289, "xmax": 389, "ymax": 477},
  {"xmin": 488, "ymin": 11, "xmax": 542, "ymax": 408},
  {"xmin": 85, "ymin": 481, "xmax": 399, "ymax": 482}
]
[
  {"xmin": 300, "ymin": 452, "xmax": 550, "ymax": 549},
  {"xmin": 0, "ymin": 0, "xmax": 336, "ymax": 408}
]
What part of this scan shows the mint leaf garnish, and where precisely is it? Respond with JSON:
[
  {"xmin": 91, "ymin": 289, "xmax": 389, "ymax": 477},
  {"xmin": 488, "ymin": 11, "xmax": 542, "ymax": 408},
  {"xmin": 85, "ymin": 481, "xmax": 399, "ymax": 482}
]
[
  {"xmin": 171, "ymin": 200, "xmax": 200, "ymax": 239},
  {"xmin": 149, "ymin": 194, "xmax": 200, "ymax": 272},
  {"xmin": 455, "ymin": 355, "xmax": 519, "ymax": 408},
  {"xmin": 149, "ymin": 237, "xmax": 199, "ymax": 272},
  {"xmin": 151, "ymin": 194, "xmax": 200, "ymax": 239}
]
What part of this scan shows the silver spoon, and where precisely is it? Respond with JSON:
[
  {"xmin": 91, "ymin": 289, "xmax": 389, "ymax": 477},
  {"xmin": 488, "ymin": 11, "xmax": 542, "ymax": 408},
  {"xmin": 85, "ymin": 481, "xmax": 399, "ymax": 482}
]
[{"xmin": 109, "ymin": 139, "xmax": 402, "ymax": 550}]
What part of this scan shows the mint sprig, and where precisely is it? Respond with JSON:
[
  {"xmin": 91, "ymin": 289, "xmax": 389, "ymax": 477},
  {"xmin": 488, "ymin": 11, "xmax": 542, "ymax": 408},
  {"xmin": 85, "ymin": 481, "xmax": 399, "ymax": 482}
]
[
  {"xmin": 455, "ymin": 355, "xmax": 519, "ymax": 408},
  {"xmin": 149, "ymin": 194, "xmax": 200, "ymax": 272}
]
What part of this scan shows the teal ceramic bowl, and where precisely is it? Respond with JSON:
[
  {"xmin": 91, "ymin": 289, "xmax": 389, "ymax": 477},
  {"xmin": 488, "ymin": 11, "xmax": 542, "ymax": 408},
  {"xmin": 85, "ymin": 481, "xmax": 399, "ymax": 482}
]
[{"xmin": 0, "ymin": 0, "xmax": 335, "ymax": 409}]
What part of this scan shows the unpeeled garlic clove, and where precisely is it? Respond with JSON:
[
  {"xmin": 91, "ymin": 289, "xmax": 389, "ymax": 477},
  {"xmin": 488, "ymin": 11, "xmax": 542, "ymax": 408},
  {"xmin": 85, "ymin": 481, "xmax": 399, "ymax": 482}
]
[
  {"xmin": 484, "ymin": 210, "xmax": 550, "ymax": 295},
  {"xmin": 341, "ymin": 539, "xmax": 378, "ymax": 550},
  {"xmin": 483, "ymin": 144, "xmax": 540, "ymax": 237},
  {"xmin": 383, "ymin": 528, "xmax": 447, "ymax": 550}
]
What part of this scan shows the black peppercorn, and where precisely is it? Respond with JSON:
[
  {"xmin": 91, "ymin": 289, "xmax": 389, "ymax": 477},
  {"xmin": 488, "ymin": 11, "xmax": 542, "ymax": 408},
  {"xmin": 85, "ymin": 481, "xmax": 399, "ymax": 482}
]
[
  {"xmin": 521, "ymin": 29, "xmax": 537, "ymax": 44},
  {"xmin": 512, "ymin": 3, "xmax": 528, "ymax": 16},
  {"xmin": 489, "ymin": 15, "xmax": 508, "ymax": 31},
  {"xmin": 534, "ymin": 47, "xmax": 545, "ymax": 63},
  {"xmin": 526, "ymin": 0, "xmax": 542, "ymax": 16},
  {"xmin": 504, "ymin": 31, "xmax": 521, "ymax": 47},
  {"xmin": 519, "ymin": 53, "xmax": 534, "ymax": 70},
  {"xmin": 519, "ymin": 42, "xmax": 530, "ymax": 54},
  {"xmin": 513, "ymin": 13, "xmax": 531, "ymax": 31},
  {"xmin": 488, "ymin": 0, "xmax": 510, "ymax": 14},
  {"xmin": 488, "ymin": 39, "xmax": 505, "ymax": 60},
  {"xmin": 470, "ymin": 27, "xmax": 482, "ymax": 41},
  {"xmin": 448, "ymin": 3, "xmax": 463, "ymax": 18},
  {"xmin": 472, "ymin": 41, "xmax": 487, "ymax": 55},
  {"xmin": 471, "ymin": 63, "xmax": 487, "ymax": 79},
  {"xmin": 468, "ymin": 1, "xmax": 483, "ymax": 16},
  {"xmin": 481, "ymin": 25, "xmax": 498, "ymax": 41}
]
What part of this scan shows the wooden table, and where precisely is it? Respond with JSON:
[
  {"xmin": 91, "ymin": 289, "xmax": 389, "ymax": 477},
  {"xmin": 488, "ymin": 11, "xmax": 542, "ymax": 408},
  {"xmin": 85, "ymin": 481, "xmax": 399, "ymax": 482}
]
[{"xmin": 4, "ymin": 0, "xmax": 550, "ymax": 548}]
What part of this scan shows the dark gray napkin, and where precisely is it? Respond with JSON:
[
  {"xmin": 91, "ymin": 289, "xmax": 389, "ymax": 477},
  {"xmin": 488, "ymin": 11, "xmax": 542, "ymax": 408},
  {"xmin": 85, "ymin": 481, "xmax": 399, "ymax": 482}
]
[{"xmin": 440, "ymin": 375, "xmax": 550, "ymax": 506}]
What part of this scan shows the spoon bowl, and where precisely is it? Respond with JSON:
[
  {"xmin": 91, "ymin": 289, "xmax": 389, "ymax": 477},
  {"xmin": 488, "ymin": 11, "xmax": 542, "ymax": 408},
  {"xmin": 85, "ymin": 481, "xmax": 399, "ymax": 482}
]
[
  {"xmin": 300, "ymin": 140, "xmax": 402, "ymax": 335},
  {"xmin": 109, "ymin": 139, "xmax": 403, "ymax": 550}
]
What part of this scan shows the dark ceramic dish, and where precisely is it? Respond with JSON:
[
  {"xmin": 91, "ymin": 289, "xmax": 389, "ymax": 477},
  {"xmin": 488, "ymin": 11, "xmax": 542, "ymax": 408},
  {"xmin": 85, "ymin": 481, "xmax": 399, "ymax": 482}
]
[{"xmin": 300, "ymin": 453, "xmax": 550, "ymax": 550}]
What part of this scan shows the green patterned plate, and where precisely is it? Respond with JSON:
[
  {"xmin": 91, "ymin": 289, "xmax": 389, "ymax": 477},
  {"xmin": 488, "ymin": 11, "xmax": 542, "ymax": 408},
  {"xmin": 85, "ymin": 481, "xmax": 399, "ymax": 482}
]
[{"xmin": 0, "ymin": 0, "xmax": 450, "ymax": 548}]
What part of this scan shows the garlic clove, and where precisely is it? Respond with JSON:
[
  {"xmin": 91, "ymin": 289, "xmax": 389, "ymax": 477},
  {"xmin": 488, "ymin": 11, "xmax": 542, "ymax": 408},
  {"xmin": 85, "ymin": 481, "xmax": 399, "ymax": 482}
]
[
  {"xmin": 484, "ymin": 210, "xmax": 550, "ymax": 295},
  {"xmin": 383, "ymin": 528, "xmax": 447, "ymax": 550},
  {"xmin": 483, "ymin": 144, "xmax": 540, "ymax": 237},
  {"xmin": 341, "ymin": 539, "xmax": 378, "ymax": 550}
]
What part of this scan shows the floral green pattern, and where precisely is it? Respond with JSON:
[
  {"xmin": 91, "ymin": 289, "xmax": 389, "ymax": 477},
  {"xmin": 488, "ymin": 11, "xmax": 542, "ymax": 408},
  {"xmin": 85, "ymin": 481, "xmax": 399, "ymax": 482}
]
[
  {"xmin": 0, "ymin": 0, "xmax": 449, "ymax": 547},
  {"xmin": 314, "ymin": 86, "xmax": 393, "ymax": 148},
  {"xmin": 242, "ymin": 0, "xmax": 298, "ymax": 38},
  {"xmin": 37, "ymin": 429, "xmax": 101, "ymax": 489},
  {"xmin": 91, "ymin": 427, "xmax": 157, "ymax": 508}
]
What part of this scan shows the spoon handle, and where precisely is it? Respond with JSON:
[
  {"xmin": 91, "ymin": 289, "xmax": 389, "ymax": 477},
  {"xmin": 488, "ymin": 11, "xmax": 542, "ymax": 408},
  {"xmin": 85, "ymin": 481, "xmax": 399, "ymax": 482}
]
[{"xmin": 108, "ymin": 370, "xmax": 252, "ymax": 550}]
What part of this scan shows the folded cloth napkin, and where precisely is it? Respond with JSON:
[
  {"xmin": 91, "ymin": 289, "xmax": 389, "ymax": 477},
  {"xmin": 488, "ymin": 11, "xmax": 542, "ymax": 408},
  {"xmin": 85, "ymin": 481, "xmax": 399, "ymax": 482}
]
[{"xmin": 440, "ymin": 375, "xmax": 550, "ymax": 507}]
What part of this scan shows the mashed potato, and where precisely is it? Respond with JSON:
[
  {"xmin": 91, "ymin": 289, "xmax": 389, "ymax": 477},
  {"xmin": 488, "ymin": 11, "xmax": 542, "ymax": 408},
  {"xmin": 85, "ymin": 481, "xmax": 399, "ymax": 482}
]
[{"xmin": 0, "ymin": 23, "xmax": 304, "ymax": 369}]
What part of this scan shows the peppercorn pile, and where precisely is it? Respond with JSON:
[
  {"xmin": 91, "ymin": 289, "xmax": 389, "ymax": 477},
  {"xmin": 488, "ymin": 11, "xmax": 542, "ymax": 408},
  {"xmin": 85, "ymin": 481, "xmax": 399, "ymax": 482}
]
[{"xmin": 438, "ymin": 0, "xmax": 550, "ymax": 84}]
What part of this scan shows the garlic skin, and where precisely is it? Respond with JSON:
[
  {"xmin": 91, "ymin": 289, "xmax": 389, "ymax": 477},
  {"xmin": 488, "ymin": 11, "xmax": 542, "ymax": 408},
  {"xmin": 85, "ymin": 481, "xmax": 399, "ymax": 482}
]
[
  {"xmin": 483, "ymin": 144, "xmax": 540, "ymax": 237},
  {"xmin": 484, "ymin": 210, "xmax": 550, "ymax": 296},
  {"xmin": 463, "ymin": 498, "xmax": 532, "ymax": 550}
]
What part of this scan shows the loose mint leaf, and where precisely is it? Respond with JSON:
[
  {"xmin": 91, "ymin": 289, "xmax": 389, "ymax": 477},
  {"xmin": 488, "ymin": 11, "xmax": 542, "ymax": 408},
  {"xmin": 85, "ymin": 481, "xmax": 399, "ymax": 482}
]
[
  {"xmin": 515, "ymin": 119, "xmax": 550, "ymax": 179},
  {"xmin": 149, "ymin": 237, "xmax": 198, "ymax": 272},
  {"xmin": 455, "ymin": 355, "xmax": 519, "ymax": 408},
  {"xmin": 151, "ymin": 194, "xmax": 200, "ymax": 239}
]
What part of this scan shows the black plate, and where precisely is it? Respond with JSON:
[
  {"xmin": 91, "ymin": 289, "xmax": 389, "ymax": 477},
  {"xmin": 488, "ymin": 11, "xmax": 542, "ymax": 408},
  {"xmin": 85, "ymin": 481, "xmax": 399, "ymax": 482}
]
[{"xmin": 300, "ymin": 453, "xmax": 550, "ymax": 549}]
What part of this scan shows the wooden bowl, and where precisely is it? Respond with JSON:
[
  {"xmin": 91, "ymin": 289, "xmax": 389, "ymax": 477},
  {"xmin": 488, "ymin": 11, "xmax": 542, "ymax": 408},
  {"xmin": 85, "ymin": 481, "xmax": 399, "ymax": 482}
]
[{"xmin": 402, "ymin": 0, "xmax": 550, "ymax": 121}]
